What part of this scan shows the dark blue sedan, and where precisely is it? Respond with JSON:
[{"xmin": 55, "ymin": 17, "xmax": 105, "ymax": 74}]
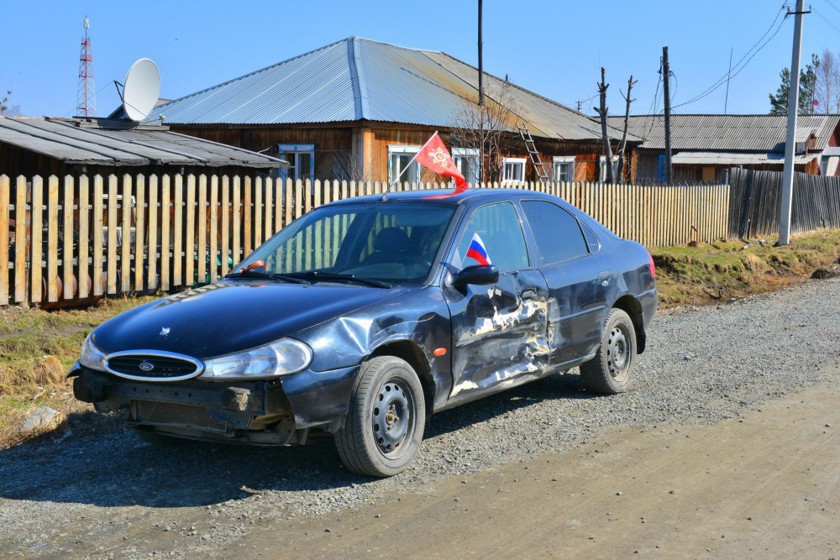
[{"xmin": 71, "ymin": 189, "xmax": 657, "ymax": 477}]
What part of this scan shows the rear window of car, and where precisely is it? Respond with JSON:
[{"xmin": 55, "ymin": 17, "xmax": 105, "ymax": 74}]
[{"xmin": 522, "ymin": 200, "xmax": 589, "ymax": 265}]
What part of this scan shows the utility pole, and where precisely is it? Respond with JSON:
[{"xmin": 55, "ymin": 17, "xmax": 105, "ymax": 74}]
[
  {"xmin": 478, "ymin": 0, "xmax": 484, "ymax": 107},
  {"xmin": 662, "ymin": 46, "xmax": 672, "ymax": 183},
  {"xmin": 779, "ymin": 0, "xmax": 808, "ymax": 246}
]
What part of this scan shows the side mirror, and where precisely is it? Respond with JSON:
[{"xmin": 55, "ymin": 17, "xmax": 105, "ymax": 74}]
[{"xmin": 451, "ymin": 265, "xmax": 499, "ymax": 289}]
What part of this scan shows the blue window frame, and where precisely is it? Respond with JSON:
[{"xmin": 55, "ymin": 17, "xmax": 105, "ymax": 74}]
[{"xmin": 278, "ymin": 144, "xmax": 315, "ymax": 181}]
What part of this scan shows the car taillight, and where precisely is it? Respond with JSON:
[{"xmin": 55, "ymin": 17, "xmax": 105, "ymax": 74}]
[{"xmin": 648, "ymin": 252, "xmax": 656, "ymax": 278}]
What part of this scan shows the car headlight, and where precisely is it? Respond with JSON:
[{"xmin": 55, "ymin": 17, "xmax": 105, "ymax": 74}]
[
  {"xmin": 200, "ymin": 339, "xmax": 313, "ymax": 380},
  {"xmin": 79, "ymin": 333, "xmax": 107, "ymax": 371}
]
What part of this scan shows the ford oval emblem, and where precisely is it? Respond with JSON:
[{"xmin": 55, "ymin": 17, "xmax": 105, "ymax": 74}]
[{"xmin": 138, "ymin": 361, "xmax": 155, "ymax": 372}]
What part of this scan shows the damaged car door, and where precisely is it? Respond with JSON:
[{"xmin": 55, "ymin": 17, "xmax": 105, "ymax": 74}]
[
  {"xmin": 443, "ymin": 202, "xmax": 549, "ymax": 401},
  {"xmin": 521, "ymin": 200, "xmax": 610, "ymax": 365}
]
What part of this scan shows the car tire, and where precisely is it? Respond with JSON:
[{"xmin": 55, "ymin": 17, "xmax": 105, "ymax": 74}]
[
  {"xmin": 580, "ymin": 308, "xmax": 637, "ymax": 394},
  {"xmin": 334, "ymin": 356, "xmax": 425, "ymax": 477}
]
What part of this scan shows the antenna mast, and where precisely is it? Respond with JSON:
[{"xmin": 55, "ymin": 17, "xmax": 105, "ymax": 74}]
[{"xmin": 76, "ymin": 16, "xmax": 96, "ymax": 117}]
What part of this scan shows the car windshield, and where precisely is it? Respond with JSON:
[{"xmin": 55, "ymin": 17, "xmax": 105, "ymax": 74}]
[{"xmin": 232, "ymin": 203, "xmax": 456, "ymax": 284}]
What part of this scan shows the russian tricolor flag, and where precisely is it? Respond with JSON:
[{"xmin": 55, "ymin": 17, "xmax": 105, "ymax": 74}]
[{"xmin": 466, "ymin": 233, "xmax": 492, "ymax": 266}]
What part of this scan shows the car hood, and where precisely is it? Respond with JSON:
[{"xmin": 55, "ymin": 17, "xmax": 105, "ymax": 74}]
[{"xmin": 92, "ymin": 280, "xmax": 407, "ymax": 359}]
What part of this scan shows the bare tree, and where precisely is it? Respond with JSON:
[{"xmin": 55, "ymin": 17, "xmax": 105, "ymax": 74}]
[
  {"xmin": 616, "ymin": 75, "xmax": 637, "ymax": 184},
  {"xmin": 816, "ymin": 48, "xmax": 839, "ymax": 114},
  {"xmin": 0, "ymin": 90, "xmax": 21, "ymax": 116},
  {"xmin": 448, "ymin": 81, "xmax": 520, "ymax": 184},
  {"xmin": 593, "ymin": 68, "xmax": 614, "ymax": 184}
]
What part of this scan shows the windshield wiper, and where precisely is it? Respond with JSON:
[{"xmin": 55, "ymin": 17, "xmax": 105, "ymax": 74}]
[
  {"xmin": 286, "ymin": 271, "xmax": 391, "ymax": 288},
  {"xmin": 224, "ymin": 271, "xmax": 308, "ymax": 284}
]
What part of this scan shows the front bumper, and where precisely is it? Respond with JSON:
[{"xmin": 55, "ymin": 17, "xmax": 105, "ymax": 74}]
[{"xmin": 71, "ymin": 363, "xmax": 358, "ymax": 444}]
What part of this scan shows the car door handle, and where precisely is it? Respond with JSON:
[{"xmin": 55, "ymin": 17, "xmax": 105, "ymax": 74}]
[{"xmin": 520, "ymin": 288, "xmax": 537, "ymax": 300}]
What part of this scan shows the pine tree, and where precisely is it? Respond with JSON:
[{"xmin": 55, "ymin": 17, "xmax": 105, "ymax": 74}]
[{"xmin": 768, "ymin": 54, "xmax": 819, "ymax": 115}]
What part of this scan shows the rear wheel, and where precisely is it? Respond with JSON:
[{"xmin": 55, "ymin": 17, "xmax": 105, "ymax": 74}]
[
  {"xmin": 334, "ymin": 356, "xmax": 425, "ymax": 477},
  {"xmin": 580, "ymin": 308, "xmax": 637, "ymax": 394}
]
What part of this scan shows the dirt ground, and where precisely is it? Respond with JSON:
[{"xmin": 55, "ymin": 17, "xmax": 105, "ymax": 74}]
[
  {"xmin": 17, "ymin": 363, "xmax": 835, "ymax": 559},
  {"xmin": 223, "ymin": 364, "xmax": 839, "ymax": 559}
]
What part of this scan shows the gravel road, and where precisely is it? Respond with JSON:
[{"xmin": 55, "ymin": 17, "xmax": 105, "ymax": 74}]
[{"xmin": 1, "ymin": 277, "xmax": 839, "ymax": 559}]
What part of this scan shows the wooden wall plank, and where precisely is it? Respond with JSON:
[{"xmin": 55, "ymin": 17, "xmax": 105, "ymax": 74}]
[
  {"xmin": 0, "ymin": 176, "xmax": 9, "ymax": 305},
  {"xmin": 185, "ymin": 174, "xmax": 196, "ymax": 288},
  {"xmin": 160, "ymin": 175, "xmax": 171, "ymax": 291},
  {"xmin": 232, "ymin": 176, "xmax": 241, "ymax": 265},
  {"xmin": 78, "ymin": 176, "xmax": 90, "ymax": 298},
  {"xmin": 133, "ymin": 174, "xmax": 145, "ymax": 293},
  {"xmin": 30, "ymin": 176, "xmax": 43, "ymax": 304},
  {"xmin": 120, "ymin": 174, "xmax": 132, "ymax": 293},
  {"xmin": 93, "ymin": 176, "xmax": 105, "ymax": 296},
  {"xmin": 147, "ymin": 175, "xmax": 158, "ymax": 292},
  {"xmin": 173, "ymin": 174, "xmax": 183, "ymax": 288},
  {"xmin": 221, "ymin": 175, "xmax": 230, "ymax": 276},
  {"xmin": 209, "ymin": 175, "xmax": 219, "ymax": 283},
  {"xmin": 47, "ymin": 176, "xmax": 59, "ymax": 302},
  {"xmin": 243, "ymin": 176, "xmax": 252, "ymax": 257},
  {"xmin": 254, "ymin": 176, "xmax": 263, "ymax": 249},
  {"xmin": 62, "ymin": 176, "xmax": 74, "ymax": 300},
  {"xmin": 197, "ymin": 175, "xmax": 208, "ymax": 285},
  {"xmin": 14, "ymin": 176, "xmax": 27, "ymax": 304}
]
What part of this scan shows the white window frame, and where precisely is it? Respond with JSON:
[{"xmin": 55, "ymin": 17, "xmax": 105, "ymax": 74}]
[
  {"xmin": 388, "ymin": 144, "xmax": 422, "ymax": 184},
  {"xmin": 453, "ymin": 147, "xmax": 481, "ymax": 185},
  {"xmin": 278, "ymin": 144, "xmax": 315, "ymax": 181},
  {"xmin": 598, "ymin": 155, "xmax": 620, "ymax": 183},
  {"xmin": 502, "ymin": 157, "xmax": 527, "ymax": 185},
  {"xmin": 552, "ymin": 156, "xmax": 576, "ymax": 182}
]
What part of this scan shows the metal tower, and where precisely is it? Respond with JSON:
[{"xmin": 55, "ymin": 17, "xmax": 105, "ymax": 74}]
[{"xmin": 76, "ymin": 17, "xmax": 96, "ymax": 117}]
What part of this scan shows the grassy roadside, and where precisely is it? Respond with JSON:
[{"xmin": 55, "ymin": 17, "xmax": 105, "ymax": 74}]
[
  {"xmin": 651, "ymin": 229, "xmax": 840, "ymax": 307},
  {"xmin": 2, "ymin": 228, "xmax": 839, "ymax": 448}
]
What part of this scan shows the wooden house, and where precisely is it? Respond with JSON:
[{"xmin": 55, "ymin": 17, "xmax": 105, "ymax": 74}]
[
  {"xmin": 147, "ymin": 37, "xmax": 639, "ymax": 185},
  {"xmin": 610, "ymin": 114, "xmax": 840, "ymax": 183}
]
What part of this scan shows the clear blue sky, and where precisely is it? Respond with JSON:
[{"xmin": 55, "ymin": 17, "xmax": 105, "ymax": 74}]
[{"xmin": 2, "ymin": 1, "xmax": 837, "ymax": 119}]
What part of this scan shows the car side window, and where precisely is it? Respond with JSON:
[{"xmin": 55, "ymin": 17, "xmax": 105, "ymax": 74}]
[
  {"xmin": 456, "ymin": 202, "xmax": 530, "ymax": 272},
  {"xmin": 521, "ymin": 200, "xmax": 589, "ymax": 265}
]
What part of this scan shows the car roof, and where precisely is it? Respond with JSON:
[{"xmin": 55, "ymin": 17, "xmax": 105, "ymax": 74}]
[{"xmin": 326, "ymin": 188, "xmax": 560, "ymax": 208}]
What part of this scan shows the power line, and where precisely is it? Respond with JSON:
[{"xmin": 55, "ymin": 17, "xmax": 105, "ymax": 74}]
[
  {"xmin": 825, "ymin": 0, "xmax": 840, "ymax": 14},
  {"xmin": 813, "ymin": 8, "xmax": 840, "ymax": 37},
  {"xmin": 673, "ymin": 6, "xmax": 789, "ymax": 109}
]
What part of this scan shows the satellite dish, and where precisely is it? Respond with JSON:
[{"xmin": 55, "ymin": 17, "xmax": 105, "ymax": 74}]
[{"xmin": 122, "ymin": 58, "xmax": 160, "ymax": 121}]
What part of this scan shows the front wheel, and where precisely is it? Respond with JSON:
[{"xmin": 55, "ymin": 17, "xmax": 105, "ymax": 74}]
[
  {"xmin": 580, "ymin": 308, "xmax": 637, "ymax": 394},
  {"xmin": 334, "ymin": 356, "xmax": 425, "ymax": 477}
]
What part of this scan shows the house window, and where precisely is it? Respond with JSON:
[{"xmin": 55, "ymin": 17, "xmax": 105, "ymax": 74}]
[
  {"xmin": 657, "ymin": 154, "xmax": 666, "ymax": 182},
  {"xmin": 552, "ymin": 156, "xmax": 576, "ymax": 182},
  {"xmin": 599, "ymin": 155, "xmax": 619, "ymax": 183},
  {"xmin": 453, "ymin": 147, "xmax": 481, "ymax": 185},
  {"xmin": 502, "ymin": 157, "xmax": 526, "ymax": 184},
  {"xmin": 388, "ymin": 145, "xmax": 422, "ymax": 184},
  {"xmin": 278, "ymin": 144, "xmax": 315, "ymax": 181}
]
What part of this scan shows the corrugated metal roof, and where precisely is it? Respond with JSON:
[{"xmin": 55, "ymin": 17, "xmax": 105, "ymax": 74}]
[
  {"xmin": 147, "ymin": 37, "xmax": 630, "ymax": 143},
  {"xmin": 671, "ymin": 151, "xmax": 819, "ymax": 165},
  {"xmin": 609, "ymin": 114, "xmax": 840, "ymax": 151},
  {"xmin": 0, "ymin": 117, "xmax": 285, "ymax": 168}
]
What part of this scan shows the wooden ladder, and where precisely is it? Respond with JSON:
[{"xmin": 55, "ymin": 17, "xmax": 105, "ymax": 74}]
[{"xmin": 517, "ymin": 124, "xmax": 550, "ymax": 183}]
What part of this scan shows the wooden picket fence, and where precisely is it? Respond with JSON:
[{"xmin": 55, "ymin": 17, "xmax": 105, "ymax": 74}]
[{"xmin": 0, "ymin": 173, "xmax": 731, "ymax": 307}]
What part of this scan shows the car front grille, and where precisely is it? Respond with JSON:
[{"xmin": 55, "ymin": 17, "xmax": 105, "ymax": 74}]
[
  {"xmin": 105, "ymin": 352, "xmax": 202, "ymax": 381},
  {"xmin": 130, "ymin": 400, "xmax": 229, "ymax": 433}
]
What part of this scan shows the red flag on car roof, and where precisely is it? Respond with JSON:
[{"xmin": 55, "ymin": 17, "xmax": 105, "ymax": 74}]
[{"xmin": 414, "ymin": 132, "xmax": 468, "ymax": 197}]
